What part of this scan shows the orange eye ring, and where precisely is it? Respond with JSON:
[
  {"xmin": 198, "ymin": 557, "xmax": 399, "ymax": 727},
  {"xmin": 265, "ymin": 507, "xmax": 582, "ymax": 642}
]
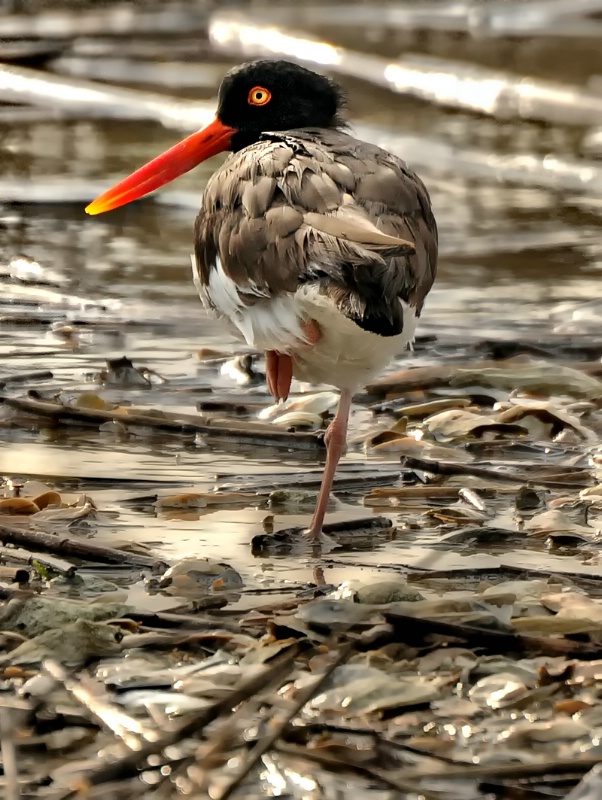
[{"xmin": 248, "ymin": 86, "xmax": 272, "ymax": 106}]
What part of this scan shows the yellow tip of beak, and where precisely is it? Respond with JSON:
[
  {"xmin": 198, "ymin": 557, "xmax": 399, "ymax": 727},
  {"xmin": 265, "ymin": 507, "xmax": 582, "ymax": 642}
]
[{"xmin": 85, "ymin": 200, "xmax": 107, "ymax": 216}]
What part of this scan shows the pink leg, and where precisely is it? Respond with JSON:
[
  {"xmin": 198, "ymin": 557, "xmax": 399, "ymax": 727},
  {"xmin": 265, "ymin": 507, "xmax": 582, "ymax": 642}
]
[{"xmin": 305, "ymin": 388, "xmax": 354, "ymax": 543}]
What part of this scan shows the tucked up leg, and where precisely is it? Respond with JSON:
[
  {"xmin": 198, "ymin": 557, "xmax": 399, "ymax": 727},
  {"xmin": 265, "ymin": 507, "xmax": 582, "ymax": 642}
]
[
  {"xmin": 305, "ymin": 388, "xmax": 354, "ymax": 543},
  {"xmin": 265, "ymin": 319, "xmax": 321, "ymax": 402},
  {"xmin": 265, "ymin": 350, "xmax": 293, "ymax": 401}
]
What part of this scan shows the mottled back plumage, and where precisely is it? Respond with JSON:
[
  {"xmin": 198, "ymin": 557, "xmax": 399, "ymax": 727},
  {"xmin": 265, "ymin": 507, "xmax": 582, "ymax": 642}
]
[{"xmin": 194, "ymin": 128, "xmax": 437, "ymax": 338}]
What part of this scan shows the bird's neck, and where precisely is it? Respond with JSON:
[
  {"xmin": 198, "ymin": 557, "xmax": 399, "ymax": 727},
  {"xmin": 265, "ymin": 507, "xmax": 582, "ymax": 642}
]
[
  {"xmin": 230, "ymin": 121, "xmax": 345, "ymax": 152},
  {"xmin": 230, "ymin": 130, "xmax": 265, "ymax": 153}
]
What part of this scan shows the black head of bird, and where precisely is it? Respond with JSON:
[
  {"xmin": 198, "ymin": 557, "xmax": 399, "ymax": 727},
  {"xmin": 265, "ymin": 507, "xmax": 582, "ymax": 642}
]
[
  {"xmin": 85, "ymin": 59, "xmax": 346, "ymax": 215},
  {"xmin": 219, "ymin": 59, "xmax": 345, "ymax": 149}
]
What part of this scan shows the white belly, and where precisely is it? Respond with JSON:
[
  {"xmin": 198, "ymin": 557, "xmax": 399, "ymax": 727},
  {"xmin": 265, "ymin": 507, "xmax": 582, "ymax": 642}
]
[
  {"xmin": 292, "ymin": 286, "xmax": 416, "ymax": 389},
  {"xmin": 193, "ymin": 255, "xmax": 416, "ymax": 391}
]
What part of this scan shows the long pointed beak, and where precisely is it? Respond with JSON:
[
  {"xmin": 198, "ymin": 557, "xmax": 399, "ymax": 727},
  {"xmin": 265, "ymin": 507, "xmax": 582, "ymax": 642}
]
[{"xmin": 85, "ymin": 118, "xmax": 236, "ymax": 215}]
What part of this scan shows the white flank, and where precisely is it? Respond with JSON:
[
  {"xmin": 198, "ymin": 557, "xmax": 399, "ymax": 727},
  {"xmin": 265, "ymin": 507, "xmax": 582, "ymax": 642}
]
[
  {"xmin": 193, "ymin": 253, "xmax": 306, "ymax": 351},
  {"xmin": 235, "ymin": 295, "xmax": 307, "ymax": 352},
  {"xmin": 206, "ymin": 255, "xmax": 247, "ymax": 318},
  {"xmin": 192, "ymin": 253, "xmax": 418, "ymax": 390}
]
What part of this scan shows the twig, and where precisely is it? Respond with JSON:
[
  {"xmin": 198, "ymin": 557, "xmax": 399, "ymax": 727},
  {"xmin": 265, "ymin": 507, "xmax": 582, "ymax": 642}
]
[
  {"xmin": 0, "ymin": 708, "xmax": 18, "ymax": 800},
  {"xmin": 58, "ymin": 647, "xmax": 299, "ymax": 796},
  {"xmin": 0, "ymin": 522, "xmax": 167, "ymax": 571},
  {"xmin": 274, "ymin": 742, "xmax": 443, "ymax": 800},
  {"xmin": 366, "ymin": 485, "xmax": 465, "ymax": 500},
  {"xmin": 119, "ymin": 629, "xmax": 246, "ymax": 651},
  {"xmin": 228, "ymin": 468, "xmax": 401, "ymax": 493},
  {"xmin": 384, "ymin": 609, "xmax": 602, "ymax": 659},
  {"xmin": 402, "ymin": 455, "xmax": 592, "ymax": 488},
  {"xmin": 43, "ymin": 661, "xmax": 156, "ymax": 748},
  {"xmin": 0, "ymin": 545, "xmax": 75, "ymax": 578},
  {"xmin": 123, "ymin": 607, "xmax": 239, "ymax": 632},
  {"xmin": 401, "ymin": 754, "xmax": 602, "ymax": 782},
  {"xmin": 216, "ymin": 641, "xmax": 355, "ymax": 800}
]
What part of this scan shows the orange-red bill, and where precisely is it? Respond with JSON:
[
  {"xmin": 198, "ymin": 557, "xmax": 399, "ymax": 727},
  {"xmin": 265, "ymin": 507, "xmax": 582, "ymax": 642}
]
[{"xmin": 85, "ymin": 118, "xmax": 236, "ymax": 216}]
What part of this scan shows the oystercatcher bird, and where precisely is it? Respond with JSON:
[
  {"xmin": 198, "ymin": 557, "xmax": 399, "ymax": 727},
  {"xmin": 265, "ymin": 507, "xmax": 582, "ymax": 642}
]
[{"xmin": 86, "ymin": 59, "xmax": 438, "ymax": 543}]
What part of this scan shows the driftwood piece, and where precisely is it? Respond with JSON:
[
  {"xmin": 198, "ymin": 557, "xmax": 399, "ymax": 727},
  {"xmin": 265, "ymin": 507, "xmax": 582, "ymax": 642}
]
[
  {"xmin": 402, "ymin": 455, "xmax": 592, "ymax": 488},
  {"xmin": 365, "ymin": 485, "xmax": 496, "ymax": 500},
  {"xmin": 0, "ymin": 395, "xmax": 323, "ymax": 450},
  {"xmin": 0, "ymin": 522, "xmax": 167, "ymax": 572}
]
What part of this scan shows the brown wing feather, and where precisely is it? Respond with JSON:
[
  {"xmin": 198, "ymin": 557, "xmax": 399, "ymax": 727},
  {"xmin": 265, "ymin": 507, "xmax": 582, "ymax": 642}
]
[{"xmin": 194, "ymin": 129, "xmax": 438, "ymax": 335}]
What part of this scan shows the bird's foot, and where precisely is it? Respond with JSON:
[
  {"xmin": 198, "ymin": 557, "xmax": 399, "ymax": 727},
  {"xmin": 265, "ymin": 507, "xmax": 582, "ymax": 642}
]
[{"xmin": 304, "ymin": 526, "xmax": 337, "ymax": 549}]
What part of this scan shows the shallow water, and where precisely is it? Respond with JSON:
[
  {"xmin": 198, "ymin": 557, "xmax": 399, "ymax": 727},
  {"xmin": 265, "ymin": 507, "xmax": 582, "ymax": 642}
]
[{"xmin": 2, "ymin": 2, "xmax": 602, "ymax": 604}]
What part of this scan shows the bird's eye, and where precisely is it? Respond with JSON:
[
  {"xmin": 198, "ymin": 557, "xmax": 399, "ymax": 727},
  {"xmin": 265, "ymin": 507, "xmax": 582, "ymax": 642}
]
[{"xmin": 248, "ymin": 86, "xmax": 272, "ymax": 106}]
